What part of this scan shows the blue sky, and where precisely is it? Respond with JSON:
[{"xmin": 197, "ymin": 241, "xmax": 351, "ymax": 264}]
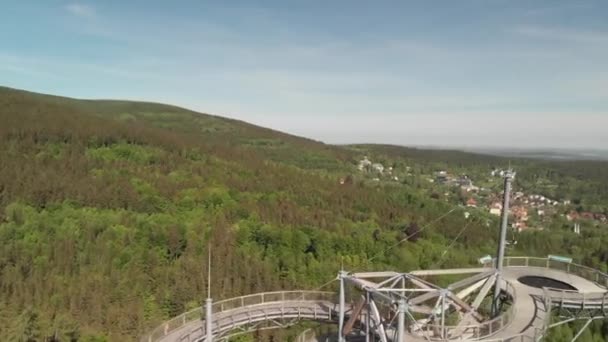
[{"xmin": 1, "ymin": 1, "xmax": 607, "ymax": 149}]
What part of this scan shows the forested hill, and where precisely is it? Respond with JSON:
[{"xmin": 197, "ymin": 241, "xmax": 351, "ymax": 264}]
[
  {"xmin": 1, "ymin": 87, "xmax": 607, "ymax": 341},
  {"xmin": 0, "ymin": 86, "xmax": 352, "ymax": 172},
  {"xmin": 2, "ymin": 86, "xmax": 476, "ymax": 341}
]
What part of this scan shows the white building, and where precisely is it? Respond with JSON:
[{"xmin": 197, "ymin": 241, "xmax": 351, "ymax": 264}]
[
  {"xmin": 372, "ymin": 163, "xmax": 385, "ymax": 173},
  {"xmin": 358, "ymin": 157, "xmax": 372, "ymax": 171}
]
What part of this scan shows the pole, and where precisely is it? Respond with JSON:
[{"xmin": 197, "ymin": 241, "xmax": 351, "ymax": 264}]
[
  {"xmin": 493, "ymin": 171, "xmax": 514, "ymax": 316},
  {"xmin": 365, "ymin": 292, "xmax": 370, "ymax": 342},
  {"xmin": 206, "ymin": 247, "xmax": 213, "ymax": 342},
  {"xmin": 397, "ymin": 299, "xmax": 406, "ymax": 342},
  {"xmin": 338, "ymin": 270, "xmax": 347, "ymax": 342},
  {"xmin": 205, "ymin": 298, "xmax": 213, "ymax": 342},
  {"xmin": 441, "ymin": 290, "xmax": 447, "ymax": 339},
  {"xmin": 207, "ymin": 248, "xmax": 211, "ymax": 299}
]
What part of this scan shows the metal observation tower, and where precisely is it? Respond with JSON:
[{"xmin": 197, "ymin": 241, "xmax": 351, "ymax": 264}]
[{"xmin": 144, "ymin": 171, "xmax": 608, "ymax": 342}]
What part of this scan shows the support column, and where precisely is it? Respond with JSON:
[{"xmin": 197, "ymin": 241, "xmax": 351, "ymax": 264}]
[
  {"xmin": 572, "ymin": 319, "xmax": 593, "ymax": 342},
  {"xmin": 365, "ymin": 292, "xmax": 370, "ymax": 342},
  {"xmin": 205, "ymin": 298, "xmax": 213, "ymax": 342},
  {"xmin": 397, "ymin": 299, "xmax": 406, "ymax": 342},
  {"xmin": 493, "ymin": 171, "xmax": 514, "ymax": 317},
  {"xmin": 440, "ymin": 290, "xmax": 447, "ymax": 340},
  {"xmin": 338, "ymin": 270, "xmax": 347, "ymax": 342},
  {"xmin": 205, "ymin": 247, "xmax": 213, "ymax": 342}
]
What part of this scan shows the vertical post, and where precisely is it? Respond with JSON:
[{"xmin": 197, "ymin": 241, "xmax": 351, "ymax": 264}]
[
  {"xmin": 365, "ymin": 292, "xmax": 370, "ymax": 342},
  {"xmin": 397, "ymin": 299, "xmax": 406, "ymax": 342},
  {"xmin": 441, "ymin": 290, "xmax": 447, "ymax": 339},
  {"xmin": 205, "ymin": 246, "xmax": 213, "ymax": 342},
  {"xmin": 205, "ymin": 298, "xmax": 213, "ymax": 342},
  {"xmin": 493, "ymin": 171, "xmax": 514, "ymax": 316},
  {"xmin": 338, "ymin": 270, "xmax": 347, "ymax": 342}
]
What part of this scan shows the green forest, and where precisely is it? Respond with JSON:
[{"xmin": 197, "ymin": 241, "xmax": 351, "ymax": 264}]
[{"xmin": 0, "ymin": 86, "xmax": 607, "ymax": 341}]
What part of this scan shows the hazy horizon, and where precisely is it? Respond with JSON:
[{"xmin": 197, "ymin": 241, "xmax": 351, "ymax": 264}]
[{"xmin": 2, "ymin": 1, "xmax": 607, "ymax": 149}]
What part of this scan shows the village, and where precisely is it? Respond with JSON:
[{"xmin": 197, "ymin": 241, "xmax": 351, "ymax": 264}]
[{"xmin": 353, "ymin": 157, "xmax": 608, "ymax": 232}]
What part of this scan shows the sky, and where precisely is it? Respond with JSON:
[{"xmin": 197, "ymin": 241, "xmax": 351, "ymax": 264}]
[{"xmin": 1, "ymin": 1, "xmax": 607, "ymax": 149}]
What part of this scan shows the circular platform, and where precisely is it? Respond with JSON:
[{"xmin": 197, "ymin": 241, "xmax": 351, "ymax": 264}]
[{"xmin": 517, "ymin": 275, "xmax": 577, "ymax": 291}]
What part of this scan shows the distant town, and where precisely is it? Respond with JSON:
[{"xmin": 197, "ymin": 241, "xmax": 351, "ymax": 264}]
[{"xmin": 350, "ymin": 156, "xmax": 608, "ymax": 232}]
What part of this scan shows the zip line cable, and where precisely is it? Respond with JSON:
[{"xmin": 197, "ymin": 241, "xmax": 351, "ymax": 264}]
[
  {"xmin": 295, "ymin": 277, "xmax": 337, "ymax": 301},
  {"xmin": 432, "ymin": 218, "xmax": 475, "ymax": 270},
  {"xmin": 368, "ymin": 207, "xmax": 459, "ymax": 262}
]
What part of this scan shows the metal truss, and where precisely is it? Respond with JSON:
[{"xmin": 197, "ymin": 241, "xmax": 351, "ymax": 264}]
[
  {"xmin": 545, "ymin": 288, "xmax": 608, "ymax": 342},
  {"xmin": 336, "ymin": 268, "xmax": 510, "ymax": 342}
]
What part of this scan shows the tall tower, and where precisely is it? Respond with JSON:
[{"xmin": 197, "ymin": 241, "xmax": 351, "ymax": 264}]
[{"xmin": 493, "ymin": 170, "xmax": 515, "ymax": 316}]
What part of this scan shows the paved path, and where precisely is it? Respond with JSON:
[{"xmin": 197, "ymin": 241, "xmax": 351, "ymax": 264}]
[
  {"xmin": 165, "ymin": 302, "xmax": 340, "ymax": 342},
  {"xmin": 489, "ymin": 267, "xmax": 605, "ymax": 341}
]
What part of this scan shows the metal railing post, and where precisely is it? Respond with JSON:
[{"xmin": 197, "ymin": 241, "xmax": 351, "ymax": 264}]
[
  {"xmin": 397, "ymin": 299, "xmax": 406, "ymax": 342},
  {"xmin": 441, "ymin": 290, "xmax": 447, "ymax": 339},
  {"xmin": 365, "ymin": 292, "xmax": 370, "ymax": 342},
  {"xmin": 205, "ymin": 298, "xmax": 213, "ymax": 342},
  {"xmin": 338, "ymin": 271, "xmax": 347, "ymax": 342}
]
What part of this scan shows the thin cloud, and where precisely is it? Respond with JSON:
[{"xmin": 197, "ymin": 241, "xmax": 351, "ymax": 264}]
[
  {"xmin": 65, "ymin": 3, "xmax": 96, "ymax": 18},
  {"xmin": 512, "ymin": 25, "xmax": 608, "ymax": 44},
  {"xmin": 523, "ymin": 3, "xmax": 591, "ymax": 17}
]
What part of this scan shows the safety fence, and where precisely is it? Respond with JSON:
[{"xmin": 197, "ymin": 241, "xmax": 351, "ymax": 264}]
[{"xmin": 143, "ymin": 291, "xmax": 336, "ymax": 342}]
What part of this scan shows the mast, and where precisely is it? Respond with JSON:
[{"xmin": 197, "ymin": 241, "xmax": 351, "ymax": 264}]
[
  {"xmin": 206, "ymin": 247, "xmax": 213, "ymax": 342},
  {"xmin": 493, "ymin": 170, "xmax": 514, "ymax": 316}
]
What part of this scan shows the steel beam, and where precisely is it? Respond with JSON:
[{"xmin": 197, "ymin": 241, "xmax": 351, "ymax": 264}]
[
  {"xmin": 448, "ymin": 271, "xmax": 494, "ymax": 291},
  {"xmin": 409, "ymin": 290, "xmax": 441, "ymax": 305},
  {"xmin": 410, "ymin": 268, "xmax": 488, "ymax": 276},
  {"xmin": 472, "ymin": 274, "xmax": 497, "ymax": 309},
  {"xmin": 206, "ymin": 298, "xmax": 213, "ymax": 342},
  {"xmin": 397, "ymin": 299, "xmax": 406, "ymax": 342},
  {"xmin": 571, "ymin": 319, "xmax": 593, "ymax": 342},
  {"xmin": 493, "ymin": 171, "xmax": 514, "ymax": 316},
  {"xmin": 343, "ymin": 296, "xmax": 365, "ymax": 335},
  {"xmin": 338, "ymin": 271, "xmax": 347, "ymax": 342}
]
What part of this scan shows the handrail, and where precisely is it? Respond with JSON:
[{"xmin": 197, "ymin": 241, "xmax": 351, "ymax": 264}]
[
  {"xmin": 483, "ymin": 257, "xmax": 608, "ymax": 289},
  {"xmin": 543, "ymin": 287, "xmax": 608, "ymax": 304},
  {"xmin": 142, "ymin": 291, "xmax": 335, "ymax": 342}
]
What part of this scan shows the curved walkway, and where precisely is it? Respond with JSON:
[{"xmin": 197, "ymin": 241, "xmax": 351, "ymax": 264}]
[
  {"xmin": 490, "ymin": 266, "xmax": 605, "ymax": 341},
  {"xmin": 143, "ymin": 291, "xmax": 340, "ymax": 342}
]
